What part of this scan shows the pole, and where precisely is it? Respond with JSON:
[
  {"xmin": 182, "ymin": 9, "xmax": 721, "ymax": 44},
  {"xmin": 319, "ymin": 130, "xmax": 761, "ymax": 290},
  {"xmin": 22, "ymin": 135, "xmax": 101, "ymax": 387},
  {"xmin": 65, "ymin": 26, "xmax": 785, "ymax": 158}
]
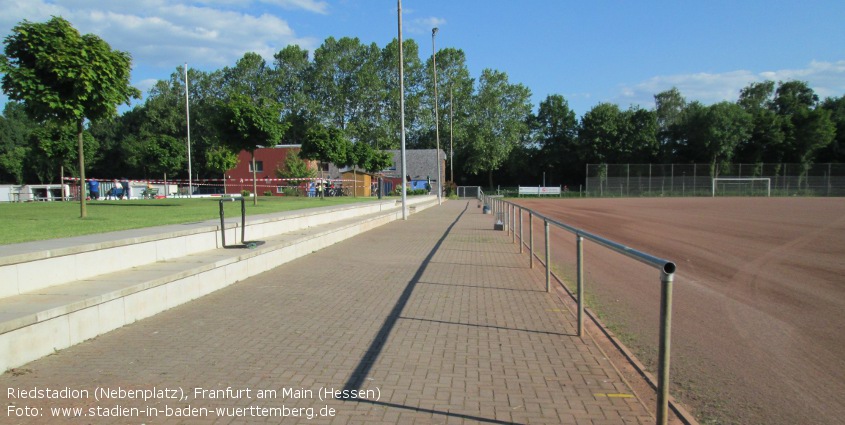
[
  {"xmin": 576, "ymin": 235, "xmax": 584, "ymax": 336},
  {"xmin": 450, "ymin": 84, "xmax": 454, "ymax": 186},
  {"xmin": 432, "ymin": 27, "xmax": 442, "ymax": 205},
  {"xmin": 185, "ymin": 63, "xmax": 193, "ymax": 198},
  {"xmin": 544, "ymin": 219, "xmax": 550, "ymax": 293},
  {"xmin": 398, "ymin": 1, "xmax": 408, "ymax": 219},
  {"xmin": 657, "ymin": 271, "xmax": 675, "ymax": 425},
  {"xmin": 519, "ymin": 208, "xmax": 523, "ymax": 254},
  {"xmin": 529, "ymin": 211, "xmax": 534, "ymax": 269}
]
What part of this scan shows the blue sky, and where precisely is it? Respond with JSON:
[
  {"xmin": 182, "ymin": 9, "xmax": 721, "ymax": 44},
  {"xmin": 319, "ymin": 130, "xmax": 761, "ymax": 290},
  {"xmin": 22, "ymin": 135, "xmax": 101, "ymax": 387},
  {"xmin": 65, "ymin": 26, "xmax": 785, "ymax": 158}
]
[{"xmin": 1, "ymin": 0, "xmax": 844, "ymax": 117}]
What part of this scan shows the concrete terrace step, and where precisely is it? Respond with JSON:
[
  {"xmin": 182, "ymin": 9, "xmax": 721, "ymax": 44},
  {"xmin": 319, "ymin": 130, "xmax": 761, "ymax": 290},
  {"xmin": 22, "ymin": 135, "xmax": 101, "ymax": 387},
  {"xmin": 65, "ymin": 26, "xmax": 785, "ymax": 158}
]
[
  {"xmin": 0, "ymin": 197, "xmax": 421, "ymax": 298},
  {"xmin": 0, "ymin": 196, "xmax": 438, "ymax": 372}
]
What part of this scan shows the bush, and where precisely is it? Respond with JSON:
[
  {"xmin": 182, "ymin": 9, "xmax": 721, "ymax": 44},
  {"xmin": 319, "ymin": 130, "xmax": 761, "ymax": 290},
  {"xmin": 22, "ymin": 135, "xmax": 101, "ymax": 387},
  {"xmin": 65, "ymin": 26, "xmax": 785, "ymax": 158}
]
[
  {"xmin": 263, "ymin": 190, "xmax": 273, "ymax": 196},
  {"xmin": 241, "ymin": 190, "xmax": 251, "ymax": 197}
]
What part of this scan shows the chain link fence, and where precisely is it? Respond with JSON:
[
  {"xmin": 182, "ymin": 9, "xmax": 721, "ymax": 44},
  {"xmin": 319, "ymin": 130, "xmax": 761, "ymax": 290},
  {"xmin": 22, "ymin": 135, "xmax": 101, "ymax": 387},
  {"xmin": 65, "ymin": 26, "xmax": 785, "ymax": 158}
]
[{"xmin": 585, "ymin": 163, "xmax": 845, "ymax": 197}]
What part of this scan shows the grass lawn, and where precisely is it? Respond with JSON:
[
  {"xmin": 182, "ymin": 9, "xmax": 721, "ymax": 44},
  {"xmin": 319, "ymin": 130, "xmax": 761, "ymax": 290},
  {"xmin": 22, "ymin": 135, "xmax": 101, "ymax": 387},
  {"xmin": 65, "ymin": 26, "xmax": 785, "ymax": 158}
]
[{"xmin": 1, "ymin": 196, "xmax": 383, "ymax": 245}]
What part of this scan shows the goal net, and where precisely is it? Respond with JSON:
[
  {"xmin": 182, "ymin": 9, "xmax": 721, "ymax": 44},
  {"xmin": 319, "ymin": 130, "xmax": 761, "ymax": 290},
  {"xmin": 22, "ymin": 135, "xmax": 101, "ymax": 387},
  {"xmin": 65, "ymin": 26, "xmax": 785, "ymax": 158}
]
[{"xmin": 711, "ymin": 178, "xmax": 771, "ymax": 197}]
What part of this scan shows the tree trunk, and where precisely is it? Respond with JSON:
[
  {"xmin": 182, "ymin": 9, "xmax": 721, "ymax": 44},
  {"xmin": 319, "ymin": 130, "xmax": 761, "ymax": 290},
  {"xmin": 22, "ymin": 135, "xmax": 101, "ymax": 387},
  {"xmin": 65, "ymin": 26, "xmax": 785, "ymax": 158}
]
[
  {"xmin": 488, "ymin": 169, "xmax": 494, "ymax": 191},
  {"xmin": 77, "ymin": 119, "xmax": 87, "ymax": 218},
  {"xmin": 252, "ymin": 152, "xmax": 258, "ymax": 206}
]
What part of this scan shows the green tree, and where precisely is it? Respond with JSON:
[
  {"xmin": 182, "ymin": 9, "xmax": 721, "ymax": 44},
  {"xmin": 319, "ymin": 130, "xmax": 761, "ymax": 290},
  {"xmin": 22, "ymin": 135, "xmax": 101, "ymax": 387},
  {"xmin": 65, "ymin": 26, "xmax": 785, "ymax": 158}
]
[
  {"xmin": 736, "ymin": 81, "xmax": 785, "ymax": 164},
  {"xmin": 28, "ymin": 120, "xmax": 98, "ymax": 184},
  {"xmin": 0, "ymin": 17, "xmax": 140, "ymax": 217},
  {"xmin": 218, "ymin": 53, "xmax": 288, "ymax": 204},
  {"xmin": 310, "ymin": 37, "xmax": 374, "ymax": 132},
  {"xmin": 579, "ymin": 103, "xmax": 624, "ymax": 163},
  {"xmin": 273, "ymin": 45, "xmax": 314, "ymax": 117},
  {"xmin": 621, "ymin": 106, "xmax": 659, "ymax": 163},
  {"xmin": 218, "ymin": 94, "xmax": 287, "ymax": 204},
  {"xmin": 534, "ymin": 94, "xmax": 579, "ymax": 185},
  {"xmin": 818, "ymin": 96, "xmax": 845, "ymax": 162},
  {"xmin": 773, "ymin": 81, "xmax": 835, "ymax": 166},
  {"xmin": 679, "ymin": 101, "xmax": 752, "ymax": 176},
  {"xmin": 378, "ymin": 39, "xmax": 425, "ymax": 150},
  {"xmin": 464, "ymin": 69, "xmax": 532, "ymax": 188},
  {"xmin": 299, "ymin": 123, "xmax": 350, "ymax": 199},
  {"xmin": 205, "ymin": 146, "xmax": 240, "ymax": 178},
  {"xmin": 654, "ymin": 87, "xmax": 686, "ymax": 162},
  {"xmin": 0, "ymin": 102, "xmax": 32, "ymax": 183},
  {"xmin": 274, "ymin": 149, "xmax": 315, "ymax": 184}
]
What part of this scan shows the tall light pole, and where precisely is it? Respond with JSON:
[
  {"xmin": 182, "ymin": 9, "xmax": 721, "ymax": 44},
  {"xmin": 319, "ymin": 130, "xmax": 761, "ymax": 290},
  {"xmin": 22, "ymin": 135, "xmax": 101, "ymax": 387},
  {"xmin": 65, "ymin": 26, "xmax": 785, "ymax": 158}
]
[
  {"xmin": 398, "ymin": 0, "xmax": 408, "ymax": 219},
  {"xmin": 185, "ymin": 63, "xmax": 193, "ymax": 198},
  {"xmin": 449, "ymin": 84, "xmax": 453, "ymax": 185},
  {"xmin": 432, "ymin": 27, "xmax": 442, "ymax": 205}
]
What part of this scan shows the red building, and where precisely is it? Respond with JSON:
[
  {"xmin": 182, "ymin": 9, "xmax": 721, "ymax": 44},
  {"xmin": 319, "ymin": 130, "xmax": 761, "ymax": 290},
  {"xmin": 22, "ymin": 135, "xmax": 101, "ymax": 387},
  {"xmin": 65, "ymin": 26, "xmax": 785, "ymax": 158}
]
[{"xmin": 225, "ymin": 145, "xmax": 317, "ymax": 196}]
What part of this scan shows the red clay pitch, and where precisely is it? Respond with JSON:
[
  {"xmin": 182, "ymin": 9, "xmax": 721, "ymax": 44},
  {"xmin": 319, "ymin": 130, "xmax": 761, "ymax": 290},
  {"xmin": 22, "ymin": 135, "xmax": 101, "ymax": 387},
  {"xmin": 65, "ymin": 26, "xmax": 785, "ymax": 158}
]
[{"xmin": 514, "ymin": 197, "xmax": 845, "ymax": 425}]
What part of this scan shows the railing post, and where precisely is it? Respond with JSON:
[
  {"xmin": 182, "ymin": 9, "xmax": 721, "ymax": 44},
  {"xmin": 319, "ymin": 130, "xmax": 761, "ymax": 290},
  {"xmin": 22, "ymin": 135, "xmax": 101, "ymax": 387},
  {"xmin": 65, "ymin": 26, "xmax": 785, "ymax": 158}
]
[
  {"xmin": 656, "ymin": 271, "xmax": 675, "ymax": 425},
  {"xmin": 519, "ymin": 208, "xmax": 523, "ymax": 253},
  {"xmin": 529, "ymin": 212, "xmax": 534, "ymax": 269},
  {"xmin": 504, "ymin": 202, "xmax": 509, "ymax": 232},
  {"xmin": 512, "ymin": 204, "xmax": 516, "ymax": 243},
  {"xmin": 544, "ymin": 219, "xmax": 550, "ymax": 293},
  {"xmin": 576, "ymin": 234, "xmax": 584, "ymax": 337}
]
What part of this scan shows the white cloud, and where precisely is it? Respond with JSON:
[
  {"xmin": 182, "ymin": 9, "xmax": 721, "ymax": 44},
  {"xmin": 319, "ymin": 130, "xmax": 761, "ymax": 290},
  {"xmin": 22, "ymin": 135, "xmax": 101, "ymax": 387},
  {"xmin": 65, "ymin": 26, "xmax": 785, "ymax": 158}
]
[
  {"xmin": 615, "ymin": 60, "xmax": 845, "ymax": 109},
  {"xmin": 408, "ymin": 16, "xmax": 446, "ymax": 35},
  {"xmin": 263, "ymin": 0, "xmax": 329, "ymax": 15},
  {"xmin": 0, "ymin": 0, "xmax": 320, "ymax": 70}
]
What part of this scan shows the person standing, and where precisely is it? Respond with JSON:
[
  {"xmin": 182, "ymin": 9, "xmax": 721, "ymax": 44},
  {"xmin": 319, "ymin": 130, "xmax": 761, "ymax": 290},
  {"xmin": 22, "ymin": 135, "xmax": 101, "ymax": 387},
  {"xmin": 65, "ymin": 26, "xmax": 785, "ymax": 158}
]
[
  {"xmin": 120, "ymin": 178, "xmax": 130, "ymax": 200},
  {"xmin": 88, "ymin": 179, "xmax": 99, "ymax": 200}
]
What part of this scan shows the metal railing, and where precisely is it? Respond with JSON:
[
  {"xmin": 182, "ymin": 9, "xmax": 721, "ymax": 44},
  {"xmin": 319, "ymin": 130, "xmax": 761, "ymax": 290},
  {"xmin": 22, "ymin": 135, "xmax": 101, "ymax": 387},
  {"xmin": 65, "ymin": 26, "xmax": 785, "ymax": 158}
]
[{"xmin": 483, "ymin": 195, "xmax": 677, "ymax": 425}]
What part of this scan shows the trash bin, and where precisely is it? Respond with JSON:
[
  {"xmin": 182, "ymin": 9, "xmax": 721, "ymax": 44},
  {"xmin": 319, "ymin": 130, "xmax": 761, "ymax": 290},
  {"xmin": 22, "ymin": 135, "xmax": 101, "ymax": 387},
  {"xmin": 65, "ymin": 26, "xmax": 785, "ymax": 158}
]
[
  {"xmin": 483, "ymin": 204, "xmax": 490, "ymax": 214},
  {"xmin": 494, "ymin": 211, "xmax": 504, "ymax": 230}
]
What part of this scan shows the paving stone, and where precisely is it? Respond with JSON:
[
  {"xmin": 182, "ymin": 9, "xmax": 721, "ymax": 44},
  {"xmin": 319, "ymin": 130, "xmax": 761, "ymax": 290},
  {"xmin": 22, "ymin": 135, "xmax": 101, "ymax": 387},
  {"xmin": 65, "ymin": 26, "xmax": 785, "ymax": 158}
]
[{"xmin": 1, "ymin": 200, "xmax": 654, "ymax": 424}]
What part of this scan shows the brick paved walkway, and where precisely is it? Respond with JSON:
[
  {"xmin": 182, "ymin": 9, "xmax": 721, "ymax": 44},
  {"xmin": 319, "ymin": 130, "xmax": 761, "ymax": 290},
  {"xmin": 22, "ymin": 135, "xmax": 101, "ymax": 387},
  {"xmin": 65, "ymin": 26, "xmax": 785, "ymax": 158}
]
[{"xmin": 1, "ymin": 200, "xmax": 654, "ymax": 424}]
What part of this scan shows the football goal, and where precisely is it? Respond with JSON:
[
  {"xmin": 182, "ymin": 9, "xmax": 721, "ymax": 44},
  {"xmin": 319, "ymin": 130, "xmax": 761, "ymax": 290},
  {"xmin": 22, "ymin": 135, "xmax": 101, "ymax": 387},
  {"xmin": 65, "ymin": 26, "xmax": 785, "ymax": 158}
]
[{"xmin": 711, "ymin": 178, "xmax": 771, "ymax": 197}]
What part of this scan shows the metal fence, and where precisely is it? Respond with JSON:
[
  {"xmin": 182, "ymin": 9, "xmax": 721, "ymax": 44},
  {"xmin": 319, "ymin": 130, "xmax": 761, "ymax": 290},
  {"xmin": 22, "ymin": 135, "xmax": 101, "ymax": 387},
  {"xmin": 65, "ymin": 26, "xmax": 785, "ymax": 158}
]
[
  {"xmin": 586, "ymin": 163, "xmax": 845, "ymax": 197},
  {"xmin": 482, "ymin": 194, "xmax": 679, "ymax": 425},
  {"xmin": 456, "ymin": 186, "xmax": 481, "ymax": 198}
]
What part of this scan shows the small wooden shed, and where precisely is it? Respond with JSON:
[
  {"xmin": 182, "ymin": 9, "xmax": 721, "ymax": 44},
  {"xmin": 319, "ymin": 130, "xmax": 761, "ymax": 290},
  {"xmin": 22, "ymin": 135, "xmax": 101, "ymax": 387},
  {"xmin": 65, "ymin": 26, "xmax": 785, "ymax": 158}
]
[{"xmin": 341, "ymin": 170, "xmax": 375, "ymax": 197}]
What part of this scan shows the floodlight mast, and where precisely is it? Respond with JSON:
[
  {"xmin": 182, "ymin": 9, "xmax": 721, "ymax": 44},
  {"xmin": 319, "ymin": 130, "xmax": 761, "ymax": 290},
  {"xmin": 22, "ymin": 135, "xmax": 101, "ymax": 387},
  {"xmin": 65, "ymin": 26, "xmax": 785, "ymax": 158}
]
[
  {"xmin": 185, "ymin": 63, "xmax": 193, "ymax": 198},
  {"xmin": 432, "ymin": 27, "xmax": 442, "ymax": 205},
  {"xmin": 398, "ymin": 0, "xmax": 408, "ymax": 219}
]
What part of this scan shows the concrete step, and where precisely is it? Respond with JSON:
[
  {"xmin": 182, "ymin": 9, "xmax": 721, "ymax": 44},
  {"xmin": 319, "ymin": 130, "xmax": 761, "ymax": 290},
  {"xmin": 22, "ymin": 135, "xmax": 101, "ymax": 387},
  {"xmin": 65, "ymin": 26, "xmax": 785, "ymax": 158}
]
[
  {"xmin": 0, "ymin": 198, "xmax": 424, "ymax": 298},
  {"xmin": 0, "ymin": 197, "xmax": 438, "ymax": 372}
]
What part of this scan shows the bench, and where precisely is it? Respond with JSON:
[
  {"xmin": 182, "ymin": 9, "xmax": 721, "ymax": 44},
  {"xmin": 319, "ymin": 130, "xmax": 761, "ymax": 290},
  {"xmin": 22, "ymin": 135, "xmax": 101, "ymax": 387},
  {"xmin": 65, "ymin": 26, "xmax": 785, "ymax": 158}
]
[{"xmin": 142, "ymin": 188, "xmax": 159, "ymax": 199}]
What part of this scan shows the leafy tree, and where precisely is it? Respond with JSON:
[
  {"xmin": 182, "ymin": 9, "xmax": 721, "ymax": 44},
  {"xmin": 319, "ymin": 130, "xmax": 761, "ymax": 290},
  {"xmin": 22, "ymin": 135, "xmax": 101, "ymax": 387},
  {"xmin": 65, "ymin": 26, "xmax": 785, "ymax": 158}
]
[
  {"xmin": 206, "ymin": 145, "xmax": 240, "ymax": 177},
  {"xmin": 310, "ymin": 37, "xmax": 374, "ymax": 132},
  {"xmin": 464, "ymin": 69, "xmax": 532, "ymax": 188},
  {"xmin": 678, "ymin": 101, "xmax": 752, "ymax": 176},
  {"xmin": 378, "ymin": 39, "xmax": 425, "ymax": 150},
  {"xmin": 654, "ymin": 87, "xmax": 686, "ymax": 162},
  {"xmin": 736, "ymin": 81, "xmax": 784, "ymax": 164},
  {"xmin": 818, "ymin": 96, "xmax": 845, "ymax": 162},
  {"xmin": 534, "ymin": 94, "xmax": 579, "ymax": 185},
  {"xmin": 0, "ymin": 17, "xmax": 140, "ymax": 217},
  {"xmin": 579, "ymin": 103, "xmax": 624, "ymax": 163},
  {"xmin": 274, "ymin": 149, "xmax": 315, "ymax": 184},
  {"xmin": 299, "ymin": 122, "xmax": 351, "ymax": 198},
  {"xmin": 273, "ymin": 45, "xmax": 314, "ymax": 117},
  {"xmin": 0, "ymin": 102, "xmax": 32, "ymax": 183},
  {"xmin": 218, "ymin": 94, "xmax": 287, "ymax": 204},
  {"xmin": 28, "ymin": 120, "xmax": 98, "ymax": 184},
  {"xmin": 300, "ymin": 123, "xmax": 351, "ymax": 166},
  {"xmin": 621, "ymin": 106, "xmax": 659, "ymax": 163},
  {"xmin": 773, "ymin": 81, "xmax": 834, "ymax": 166},
  {"xmin": 218, "ymin": 53, "xmax": 288, "ymax": 204}
]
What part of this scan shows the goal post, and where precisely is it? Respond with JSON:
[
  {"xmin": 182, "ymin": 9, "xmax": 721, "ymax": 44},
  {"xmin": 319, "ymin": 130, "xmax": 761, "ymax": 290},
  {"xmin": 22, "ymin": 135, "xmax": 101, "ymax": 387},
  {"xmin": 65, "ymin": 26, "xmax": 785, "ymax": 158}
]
[{"xmin": 712, "ymin": 178, "xmax": 771, "ymax": 197}]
